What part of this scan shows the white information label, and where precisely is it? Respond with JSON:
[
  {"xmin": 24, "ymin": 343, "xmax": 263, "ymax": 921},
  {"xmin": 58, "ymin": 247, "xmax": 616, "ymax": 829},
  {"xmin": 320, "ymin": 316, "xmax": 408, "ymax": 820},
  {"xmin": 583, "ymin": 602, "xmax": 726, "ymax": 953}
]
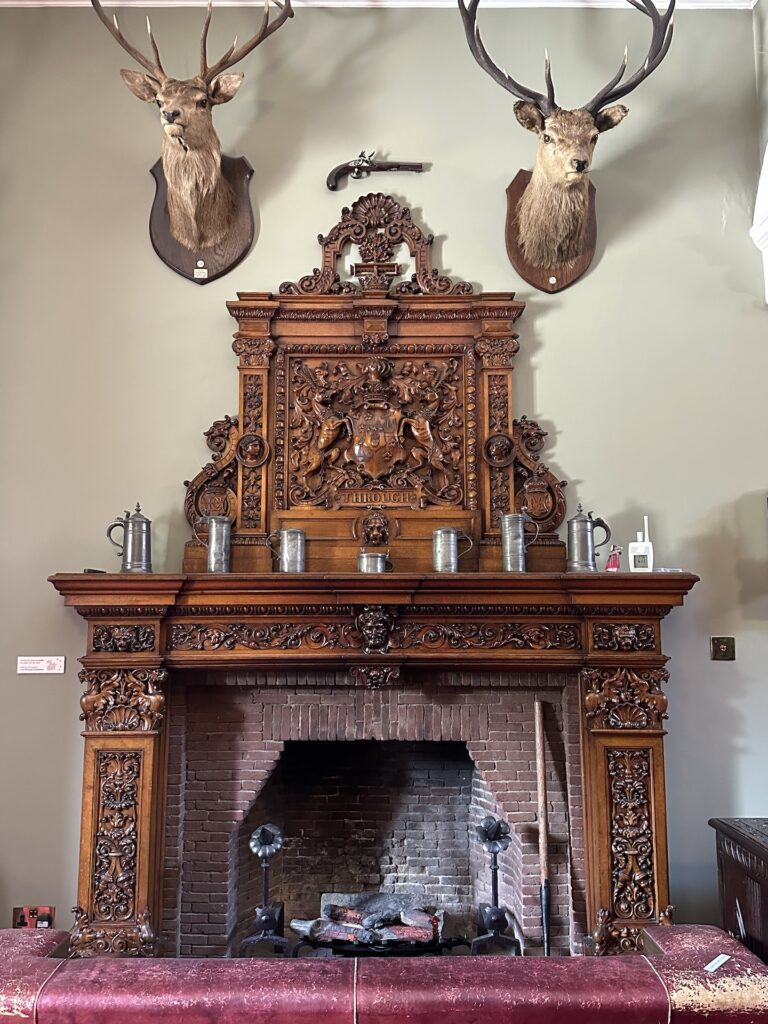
[
  {"xmin": 17, "ymin": 656, "xmax": 66, "ymax": 674},
  {"xmin": 704, "ymin": 954, "xmax": 731, "ymax": 973},
  {"xmin": 193, "ymin": 267, "xmax": 209, "ymax": 279}
]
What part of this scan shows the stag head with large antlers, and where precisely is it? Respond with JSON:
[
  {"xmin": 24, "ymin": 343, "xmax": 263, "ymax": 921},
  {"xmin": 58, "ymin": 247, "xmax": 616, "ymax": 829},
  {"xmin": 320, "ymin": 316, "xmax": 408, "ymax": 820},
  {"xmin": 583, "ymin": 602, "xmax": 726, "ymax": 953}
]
[
  {"xmin": 92, "ymin": 0, "xmax": 293, "ymax": 253},
  {"xmin": 459, "ymin": 0, "xmax": 674, "ymax": 279}
]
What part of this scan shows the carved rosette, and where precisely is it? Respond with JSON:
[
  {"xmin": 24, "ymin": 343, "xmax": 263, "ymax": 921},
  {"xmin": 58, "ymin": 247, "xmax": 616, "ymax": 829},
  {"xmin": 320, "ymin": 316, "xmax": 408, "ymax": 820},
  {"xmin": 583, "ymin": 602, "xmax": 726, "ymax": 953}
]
[
  {"xmin": 607, "ymin": 748, "xmax": 656, "ymax": 924},
  {"xmin": 592, "ymin": 623, "xmax": 656, "ymax": 652},
  {"xmin": 582, "ymin": 668, "xmax": 668, "ymax": 730},
  {"xmin": 70, "ymin": 906, "xmax": 155, "ymax": 959},
  {"xmin": 92, "ymin": 625, "xmax": 155, "ymax": 654},
  {"xmin": 79, "ymin": 668, "xmax": 166, "ymax": 732}
]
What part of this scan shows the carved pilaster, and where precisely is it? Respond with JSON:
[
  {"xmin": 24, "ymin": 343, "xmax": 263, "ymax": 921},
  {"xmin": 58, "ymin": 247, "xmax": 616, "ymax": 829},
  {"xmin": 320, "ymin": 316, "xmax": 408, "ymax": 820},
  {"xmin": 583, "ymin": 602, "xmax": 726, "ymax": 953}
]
[
  {"xmin": 582, "ymin": 667, "xmax": 668, "ymax": 731},
  {"xmin": 79, "ymin": 668, "xmax": 166, "ymax": 733},
  {"xmin": 608, "ymin": 748, "xmax": 656, "ymax": 924}
]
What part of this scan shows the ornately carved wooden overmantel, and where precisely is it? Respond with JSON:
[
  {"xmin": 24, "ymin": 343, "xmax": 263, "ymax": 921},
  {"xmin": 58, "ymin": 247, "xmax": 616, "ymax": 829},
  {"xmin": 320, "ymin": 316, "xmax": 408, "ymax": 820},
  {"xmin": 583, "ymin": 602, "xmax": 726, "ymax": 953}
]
[{"xmin": 50, "ymin": 195, "xmax": 696, "ymax": 958}]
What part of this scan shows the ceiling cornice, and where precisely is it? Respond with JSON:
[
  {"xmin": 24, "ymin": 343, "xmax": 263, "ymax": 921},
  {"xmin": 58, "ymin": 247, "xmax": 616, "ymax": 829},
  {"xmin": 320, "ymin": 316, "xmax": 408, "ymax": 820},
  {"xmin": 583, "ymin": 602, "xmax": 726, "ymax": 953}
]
[{"xmin": 0, "ymin": 0, "xmax": 757, "ymax": 10}]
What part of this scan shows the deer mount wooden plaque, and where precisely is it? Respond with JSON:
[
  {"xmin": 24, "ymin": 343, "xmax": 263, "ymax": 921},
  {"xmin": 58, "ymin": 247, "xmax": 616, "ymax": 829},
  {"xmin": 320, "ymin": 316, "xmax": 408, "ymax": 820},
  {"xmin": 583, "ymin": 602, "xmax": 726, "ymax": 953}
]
[{"xmin": 183, "ymin": 193, "xmax": 568, "ymax": 572}]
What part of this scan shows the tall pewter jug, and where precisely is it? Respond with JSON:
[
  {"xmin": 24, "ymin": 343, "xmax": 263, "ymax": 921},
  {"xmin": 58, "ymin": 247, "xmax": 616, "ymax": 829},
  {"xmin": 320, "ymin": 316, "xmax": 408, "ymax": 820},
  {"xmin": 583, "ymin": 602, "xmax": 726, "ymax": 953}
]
[
  {"xmin": 432, "ymin": 528, "xmax": 473, "ymax": 573},
  {"xmin": 194, "ymin": 516, "xmax": 233, "ymax": 573},
  {"xmin": 107, "ymin": 503, "xmax": 152, "ymax": 573},
  {"xmin": 500, "ymin": 510, "xmax": 539, "ymax": 572},
  {"xmin": 567, "ymin": 504, "xmax": 612, "ymax": 572},
  {"xmin": 268, "ymin": 528, "xmax": 306, "ymax": 573}
]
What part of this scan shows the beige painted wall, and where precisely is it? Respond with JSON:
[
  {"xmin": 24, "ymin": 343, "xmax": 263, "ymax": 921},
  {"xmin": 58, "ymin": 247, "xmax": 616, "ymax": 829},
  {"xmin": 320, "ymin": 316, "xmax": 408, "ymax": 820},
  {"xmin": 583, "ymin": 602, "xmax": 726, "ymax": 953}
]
[{"xmin": 1, "ymin": 5, "xmax": 766, "ymax": 934}]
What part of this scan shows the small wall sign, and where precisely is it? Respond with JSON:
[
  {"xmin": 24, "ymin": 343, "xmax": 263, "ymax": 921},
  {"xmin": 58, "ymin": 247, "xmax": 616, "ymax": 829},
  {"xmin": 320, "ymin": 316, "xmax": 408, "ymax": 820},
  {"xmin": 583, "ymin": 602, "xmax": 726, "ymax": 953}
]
[{"xmin": 17, "ymin": 656, "xmax": 66, "ymax": 674}]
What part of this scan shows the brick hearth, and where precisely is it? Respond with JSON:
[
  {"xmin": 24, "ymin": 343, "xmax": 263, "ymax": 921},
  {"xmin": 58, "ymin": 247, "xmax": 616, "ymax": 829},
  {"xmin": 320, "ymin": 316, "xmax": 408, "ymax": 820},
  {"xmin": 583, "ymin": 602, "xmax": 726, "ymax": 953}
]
[{"xmin": 161, "ymin": 669, "xmax": 587, "ymax": 957}]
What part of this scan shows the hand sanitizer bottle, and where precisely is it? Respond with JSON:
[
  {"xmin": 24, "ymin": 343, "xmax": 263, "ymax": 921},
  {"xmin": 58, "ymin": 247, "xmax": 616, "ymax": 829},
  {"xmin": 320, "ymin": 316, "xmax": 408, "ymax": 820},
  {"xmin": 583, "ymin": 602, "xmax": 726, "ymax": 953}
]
[{"xmin": 628, "ymin": 516, "xmax": 654, "ymax": 573}]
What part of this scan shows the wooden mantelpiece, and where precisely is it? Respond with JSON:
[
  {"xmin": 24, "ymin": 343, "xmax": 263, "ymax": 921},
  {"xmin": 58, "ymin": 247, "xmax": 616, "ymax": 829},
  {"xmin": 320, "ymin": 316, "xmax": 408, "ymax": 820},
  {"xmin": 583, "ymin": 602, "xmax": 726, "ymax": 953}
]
[{"xmin": 51, "ymin": 569, "xmax": 696, "ymax": 957}]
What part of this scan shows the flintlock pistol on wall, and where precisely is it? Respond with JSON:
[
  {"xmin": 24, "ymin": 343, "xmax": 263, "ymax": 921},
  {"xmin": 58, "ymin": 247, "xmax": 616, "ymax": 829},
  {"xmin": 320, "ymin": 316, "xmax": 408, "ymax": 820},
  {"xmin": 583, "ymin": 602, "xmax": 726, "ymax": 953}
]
[{"xmin": 327, "ymin": 151, "xmax": 426, "ymax": 191}]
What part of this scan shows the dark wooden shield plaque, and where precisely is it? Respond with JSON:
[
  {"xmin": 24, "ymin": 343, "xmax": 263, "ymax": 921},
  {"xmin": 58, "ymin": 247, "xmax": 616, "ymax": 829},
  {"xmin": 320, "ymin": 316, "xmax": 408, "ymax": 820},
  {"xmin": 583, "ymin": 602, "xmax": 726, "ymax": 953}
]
[
  {"xmin": 505, "ymin": 170, "xmax": 596, "ymax": 294},
  {"xmin": 149, "ymin": 155, "xmax": 254, "ymax": 285}
]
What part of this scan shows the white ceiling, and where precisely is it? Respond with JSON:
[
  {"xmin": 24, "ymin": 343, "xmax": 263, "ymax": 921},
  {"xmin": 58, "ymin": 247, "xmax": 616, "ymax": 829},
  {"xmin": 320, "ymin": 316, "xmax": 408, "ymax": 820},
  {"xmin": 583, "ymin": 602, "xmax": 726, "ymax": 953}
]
[{"xmin": 0, "ymin": 0, "xmax": 757, "ymax": 9}]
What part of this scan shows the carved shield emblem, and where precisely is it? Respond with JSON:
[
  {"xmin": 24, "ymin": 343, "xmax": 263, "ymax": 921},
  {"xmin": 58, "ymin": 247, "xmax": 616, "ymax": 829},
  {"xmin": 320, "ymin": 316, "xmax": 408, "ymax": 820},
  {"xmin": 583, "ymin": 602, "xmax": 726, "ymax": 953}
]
[{"xmin": 348, "ymin": 405, "xmax": 407, "ymax": 482}]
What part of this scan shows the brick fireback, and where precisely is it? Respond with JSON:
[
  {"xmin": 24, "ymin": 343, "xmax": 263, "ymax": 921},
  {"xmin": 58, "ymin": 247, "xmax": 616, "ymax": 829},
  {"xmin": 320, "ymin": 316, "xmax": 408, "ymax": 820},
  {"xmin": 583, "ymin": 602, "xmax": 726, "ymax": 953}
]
[{"xmin": 161, "ymin": 670, "xmax": 587, "ymax": 957}]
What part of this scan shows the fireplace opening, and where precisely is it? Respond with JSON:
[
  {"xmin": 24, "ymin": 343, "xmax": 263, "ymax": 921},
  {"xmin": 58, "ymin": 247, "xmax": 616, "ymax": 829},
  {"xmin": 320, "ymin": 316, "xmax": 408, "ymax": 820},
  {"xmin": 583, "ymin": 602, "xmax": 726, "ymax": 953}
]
[
  {"xmin": 233, "ymin": 740, "xmax": 516, "ymax": 948},
  {"xmin": 165, "ymin": 673, "xmax": 586, "ymax": 957}
]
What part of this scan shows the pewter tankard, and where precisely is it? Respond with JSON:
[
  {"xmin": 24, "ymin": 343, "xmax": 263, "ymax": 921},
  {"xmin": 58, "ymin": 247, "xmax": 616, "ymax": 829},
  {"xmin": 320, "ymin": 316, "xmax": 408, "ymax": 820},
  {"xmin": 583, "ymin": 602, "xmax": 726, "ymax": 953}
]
[
  {"xmin": 268, "ymin": 529, "xmax": 306, "ymax": 573},
  {"xmin": 500, "ymin": 510, "xmax": 539, "ymax": 572},
  {"xmin": 432, "ymin": 528, "xmax": 473, "ymax": 573},
  {"xmin": 107, "ymin": 503, "xmax": 152, "ymax": 573},
  {"xmin": 567, "ymin": 504, "xmax": 612, "ymax": 572},
  {"xmin": 194, "ymin": 516, "xmax": 232, "ymax": 573},
  {"xmin": 358, "ymin": 549, "xmax": 393, "ymax": 573}
]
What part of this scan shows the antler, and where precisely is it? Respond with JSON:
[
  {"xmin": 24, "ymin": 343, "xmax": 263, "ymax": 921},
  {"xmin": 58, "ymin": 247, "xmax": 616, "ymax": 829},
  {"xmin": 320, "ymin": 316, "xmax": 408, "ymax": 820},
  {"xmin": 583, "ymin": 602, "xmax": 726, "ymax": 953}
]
[
  {"xmin": 201, "ymin": 0, "xmax": 294, "ymax": 84},
  {"xmin": 582, "ymin": 0, "xmax": 675, "ymax": 115},
  {"xmin": 90, "ymin": 0, "xmax": 167, "ymax": 81},
  {"xmin": 457, "ymin": 0, "xmax": 558, "ymax": 116}
]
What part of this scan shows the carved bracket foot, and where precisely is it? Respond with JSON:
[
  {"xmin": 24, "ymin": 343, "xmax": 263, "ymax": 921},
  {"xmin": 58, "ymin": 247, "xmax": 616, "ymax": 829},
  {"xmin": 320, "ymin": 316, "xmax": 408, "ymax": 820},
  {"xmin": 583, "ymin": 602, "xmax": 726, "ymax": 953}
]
[{"xmin": 70, "ymin": 907, "xmax": 156, "ymax": 958}]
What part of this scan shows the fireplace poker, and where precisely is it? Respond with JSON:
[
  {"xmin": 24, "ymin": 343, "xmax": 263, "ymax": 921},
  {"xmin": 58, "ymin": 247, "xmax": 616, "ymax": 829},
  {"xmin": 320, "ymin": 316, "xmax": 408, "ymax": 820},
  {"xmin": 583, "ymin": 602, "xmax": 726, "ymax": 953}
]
[{"xmin": 534, "ymin": 699, "xmax": 551, "ymax": 956}]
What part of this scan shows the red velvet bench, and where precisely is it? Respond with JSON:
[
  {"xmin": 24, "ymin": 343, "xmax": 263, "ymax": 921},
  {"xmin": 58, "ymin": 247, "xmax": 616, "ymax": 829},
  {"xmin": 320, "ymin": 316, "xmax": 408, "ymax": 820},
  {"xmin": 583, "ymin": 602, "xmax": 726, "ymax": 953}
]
[{"xmin": 2, "ymin": 925, "xmax": 767, "ymax": 1023}]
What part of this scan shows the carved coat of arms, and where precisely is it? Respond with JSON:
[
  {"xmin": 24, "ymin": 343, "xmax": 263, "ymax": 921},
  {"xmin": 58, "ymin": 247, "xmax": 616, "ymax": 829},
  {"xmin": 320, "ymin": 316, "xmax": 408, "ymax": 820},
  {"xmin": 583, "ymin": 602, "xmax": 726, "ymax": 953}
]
[{"xmin": 288, "ymin": 356, "xmax": 464, "ymax": 508}]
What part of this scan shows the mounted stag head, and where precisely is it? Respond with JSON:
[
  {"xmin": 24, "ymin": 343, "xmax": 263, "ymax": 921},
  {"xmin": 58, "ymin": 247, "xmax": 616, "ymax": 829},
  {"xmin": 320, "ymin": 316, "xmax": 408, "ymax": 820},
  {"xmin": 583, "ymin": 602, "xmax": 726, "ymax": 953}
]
[
  {"xmin": 91, "ymin": 0, "xmax": 293, "ymax": 254},
  {"xmin": 458, "ymin": 0, "xmax": 674, "ymax": 286}
]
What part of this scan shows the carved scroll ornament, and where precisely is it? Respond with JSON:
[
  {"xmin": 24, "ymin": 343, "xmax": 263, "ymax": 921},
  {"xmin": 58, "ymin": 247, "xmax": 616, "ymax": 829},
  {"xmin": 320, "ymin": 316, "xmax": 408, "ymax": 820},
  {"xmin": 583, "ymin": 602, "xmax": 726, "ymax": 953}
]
[
  {"xmin": 79, "ymin": 668, "xmax": 166, "ymax": 732},
  {"xmin": 582, "ymin": 667, "xmax": 668, "ymax": 730},
  {"xmin": 279, "ymin": 193, "xmax": 473, "ymax": 297},
  {"xmin": 184, "ymin": 415, "xmax": 239, "ymax": 530}
]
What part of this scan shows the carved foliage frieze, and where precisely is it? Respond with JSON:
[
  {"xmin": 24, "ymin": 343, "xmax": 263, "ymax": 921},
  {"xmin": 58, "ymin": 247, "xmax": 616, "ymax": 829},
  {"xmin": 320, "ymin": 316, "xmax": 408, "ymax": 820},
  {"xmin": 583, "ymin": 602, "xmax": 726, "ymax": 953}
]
[
  {"xmin": 607, "ymin": 748, "xmax": 656, "ymax": 923},
  {"xmin": 79, "ymin": 668, "xmax": 166, "ymax": 732},
  {"xmin": 92, "ymin": 625, "xmax": 156, "ymax": 654},
  {"xmin": 286, "ymin": 354, "xmax": 467, "ymax": 510},
  {"xmin": 279, "ymin": 193, "xmax": 473, "ymax": 297},
  {"xmin": 167, "ymin": 612, "xmax": 582, "ymax": 654},
  {"xmin": 92, "ymin": 751, "xmax": 141, "ymax": 923},
  {"xmin": 582, "ymin": 668, "xmax": 668, "ymax": 730},
  {"xmin": 592, "ymin": 623, "xmax": 656, "ymax": 652}
]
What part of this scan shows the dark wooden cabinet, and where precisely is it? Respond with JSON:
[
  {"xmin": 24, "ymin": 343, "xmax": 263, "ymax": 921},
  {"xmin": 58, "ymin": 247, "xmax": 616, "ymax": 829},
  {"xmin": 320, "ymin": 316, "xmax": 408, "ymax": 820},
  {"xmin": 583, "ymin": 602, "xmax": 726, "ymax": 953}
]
[{"xmin": 709, "ymin": 817, "xmax": 768, "ymax": 963}]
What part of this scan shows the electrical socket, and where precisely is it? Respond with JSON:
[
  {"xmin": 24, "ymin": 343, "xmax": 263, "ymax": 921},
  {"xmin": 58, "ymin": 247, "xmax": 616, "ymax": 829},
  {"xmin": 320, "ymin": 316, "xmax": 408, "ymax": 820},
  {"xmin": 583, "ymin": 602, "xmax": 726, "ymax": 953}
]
[{"xmin": 710, "ymin": 637, "xmax": 735, "ymax": 661}]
